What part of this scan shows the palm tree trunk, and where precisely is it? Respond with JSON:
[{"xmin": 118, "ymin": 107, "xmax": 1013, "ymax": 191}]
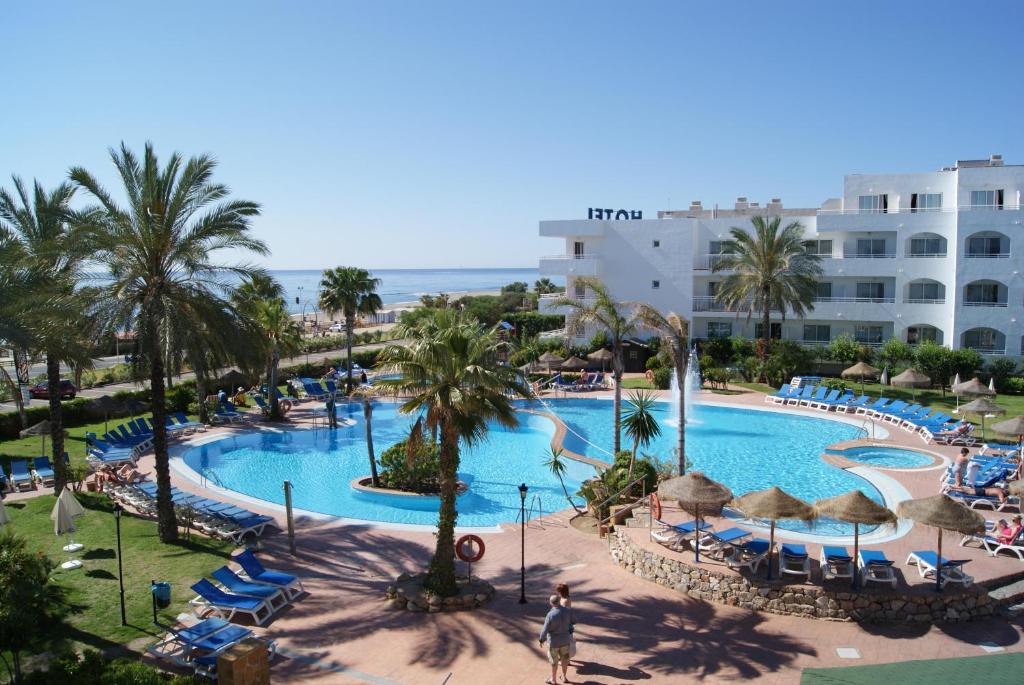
[
  {"xmin": 345, "ymin": 312, "xmax": 355, "ymax": 395},
  {"xmin": 427, "ymin": 419, "xmax": 459, "ymax": 596},
  {"xmin": 364, "ymin": 398, "xmax": 379, "ymax": 487},
  {"xmin": 760, "ymin": 286, "xmax": 771, "ymax": 360},
  {"xmin": 629, "ymin": 434, "xmax": 639, "ymax": 479},
  {"xmin": 675, "ymin": 349, "xmax": 687, "ymax": 475},
  {"xmin": 269, "ymin": 347, "xmax": 281, "ymax": 420},
  {"xmin": 194, "ymin": 352, "xmax": 209, "ymax": 424},
  {"xmin": 612, "ymin": 342, "xmax": 623, "ymax": 454},
  {"xmin": 149, "ymin": 322, "xmax": 179, "ymax": 543},
  {"xmin": 45, "ymin": 353, "xmax": 67, "ymax": 494},
  {"xmin": 558, "ymin": 475, "xmax": 584, "ymax": 514}
]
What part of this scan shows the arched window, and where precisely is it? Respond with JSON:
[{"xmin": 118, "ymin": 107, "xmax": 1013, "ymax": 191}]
[{"xmin": 961, "ymin": 328, "xmax": 1006, "ymax": 355}]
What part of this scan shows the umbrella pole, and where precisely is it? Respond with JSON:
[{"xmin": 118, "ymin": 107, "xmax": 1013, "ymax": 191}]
[
  {"xmin": 936, "ymin": 530, "xmax": 943, "ymax": 593},
  {"xmin": 852, "ymin": 524, "xmax": 860, "ymax": 591},
  {"xmin": 767, "ymin": 520, "xmax": 775, "ymax": 580},
  {"xmin": 693, "ymin": 504, "xmax": 701, "ymax": 564}
]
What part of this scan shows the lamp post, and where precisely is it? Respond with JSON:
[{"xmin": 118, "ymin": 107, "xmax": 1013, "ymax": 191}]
[
  {"xmin": 518, "ymin": 482, "xmax": 528, "ymax": 604},
  {"xmin": 113, "ymin": 503, "xmax": 127, "ymax": 626}
]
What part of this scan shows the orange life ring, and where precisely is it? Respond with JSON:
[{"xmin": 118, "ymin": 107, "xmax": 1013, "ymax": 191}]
[
  {"xmin": 455, "ymin": 534, "xmax": 485, "ymax": 563},
  {"xmin": 645, "ymin": 369, "xmax": 654, "ymax": 383},
  {"xmin": 279, "ymin": 399, "xmax": 293, "ymax": 415},
  {"xmin": 649, "ymin": 492, "xmax": 662, "ymax": 521}
]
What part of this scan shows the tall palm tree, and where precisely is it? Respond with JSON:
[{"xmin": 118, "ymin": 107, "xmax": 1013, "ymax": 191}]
[
  {"xmin": 534, "ymin": 277, "xmax": 559, "ymax": 295},
  {"xmin": 352, "ymin": 385, "xmax": 382, "ymax": 487},
  {"xmin": 551, "ymin": 277, "xmax": 642, "ymax": 452},
  {"xmin": 0, "ymin": 177, "xmax": 96, "ymax": 494},
  {"xmin": 712, "ymin": 216, "xmax": 822, "ymax": 358},
  {"xmin": 0, "ymin": 234, "xmax": 34, "ymax": 427},
  {"xmin": 318, "ymin": 267, "xmax": 382, "ymax": 394},
  {"xmin": 543, "ymin": 447, "xmax": 584, "ymax": 515},
  {"xmin": 621, "ymin": 389, "xmax": 662, "ymax": 477},
  {"xmin": 252, "ymin": 298, "xmax": 303, "ymax": 420},
  {"xmin": 635, "ymin": 306, "xmax": 689, "ymax": 474},
  {"xmin": 377, "ymin": 309, "xmax": 531, "ymax": 596},
  {"xmin": 71, "ymin": 142, "xmax": 267, "ymax": 543},
  {"xmin": 231, "ymin": 274, "xmax": 290, "ymax": 406}
]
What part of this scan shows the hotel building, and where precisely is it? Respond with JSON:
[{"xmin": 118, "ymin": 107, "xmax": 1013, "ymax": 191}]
[{"xmin": 538, "ymin": 156, "xmax": 1024, "ymax": 359}]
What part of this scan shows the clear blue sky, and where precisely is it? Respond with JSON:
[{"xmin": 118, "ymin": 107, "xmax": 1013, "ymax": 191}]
[{"xmin": 5, "ymin": 1, "xmax": 1023, "ymax": 269}]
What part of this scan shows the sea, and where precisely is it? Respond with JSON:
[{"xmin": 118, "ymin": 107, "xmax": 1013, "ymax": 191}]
[{"xmin": 272, "ymin": 268, "xmax": 557, "ymax": 314}]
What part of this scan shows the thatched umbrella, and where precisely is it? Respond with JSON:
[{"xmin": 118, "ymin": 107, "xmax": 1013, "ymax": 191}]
[
  {"xmin": 1009, "ymin": 480, "xmax": 1024, "ymax": 497},
  {"xmin": 896, "ymin": 494, "xmax": 984, "ymax": 592},
  {"xmin": 90, "ymin": 395, "xmax": 122, "ymax": 435},
  {"xmin": 732, "ymin": 487, "xmax": 816, "ymax": 579},
  {"xmin": 891, "ymin": 368, "xmax": 931, "ymax": 401},
  {"xmin": 538, "ymin": 351, "xmax": 564, "ymax": 372},
  {"xmin": 814, "ymin": 490, "xmax": 896, "ymax": 589},
  {"xmin": 658, "ymin": 472, "xmax": 733, "ymax": 562},
  {"xmin": 841, "ymin": 361, "xmax": 880, "ymax": 395},
  {"xmin": 216, "ymin": 368, "xmax": 250, "ymax": 392},
  {"xmin": 991, "ymin": 416, "xmax": 1024, "ymax": 451},
  {"xmin": 953, "ymin": 377, "xmax": 994, "ymax": 397},
  {"xmin": 588, "ymin": 348, "xmax": 614, "ymax": 373},
  {"xmin": 561, "ymin": 356, "xmax": 589, "ymax": 372},
  {"xmin": 960, "ymin": 397, "xmax": 1005, "ymax": 439},
  {"xmin": 19, "ymin": 420, "xmax": 63, "ymax": 456}
]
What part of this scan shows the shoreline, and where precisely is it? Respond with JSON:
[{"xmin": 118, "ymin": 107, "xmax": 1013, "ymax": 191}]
[{"xmin": 290, "ymin": 287, "xmax": 503, "ymax": 323}]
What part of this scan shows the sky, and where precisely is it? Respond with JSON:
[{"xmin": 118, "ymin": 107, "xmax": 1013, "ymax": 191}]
[{"xmin": 5, "ymin": 1, "xmax": 1024, "ymax": 269}]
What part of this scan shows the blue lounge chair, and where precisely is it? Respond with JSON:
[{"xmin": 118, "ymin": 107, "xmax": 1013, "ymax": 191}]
[
  {"xmin": 858, "ymin": 549, "xmax": 896, "ymax": 586},
  {"xmin": 147, "ymin": 616, "xmax": 245, "ymax": 666},
  {"xmin": 785, "ymin": 384, "xmax": 816, "ymax": 406},
  {"xmin": 213, "ymin": 403, "xmax": 244, "ymax": 424},
  {"xmin": 323, "ymin": 380, "xmax": 339, "ymax": 396},
  {"xmin": 9, "ymin": 459, "xmax": 34, "ymax": 490},
  {"xmin": 303, "ymin": 383, "xmax": 329, "ymax": 401},
  {"xmin": 820, "ymin": 391, "xmax": 854, "ymax": 410},
  {"xmin": 765, "ymin": 385, "xmax": 795, "ymax": 404},
  {"xmin": 32, "ymin": 457, "xmax": 55, "ymax": 486},
  {"xmin": 652, "ymin": 519, "xmax": 711, "ymax": 546},
  {"xmin": 698, "ymin": 526, "xmax": 752, "ymax": 556},
  {"xmin": 820, "ymin": 546, "xmax": 853, "ymax": 580},
  {"xmin": 857, "ymin": 397, "xmax": 890, "ymax": 415},
  {"xmin": 906, "ymin": 550, "xmax": 973, "ymax": 588},
  {"xmin": 808, "ymin": 389, "xmax": 840, "ymax": 410},
  {"xmin": 174, "ymin": 412, "xmax": 206, "ymax": 432},
  {"xmin": 886, "ymin": 403, "xmax": 922, "ymax": 423},
  {"xmin": 945, "ymin": 489, "xmax": 1018, "ymax": 512},
  {"xmin": 234, "ymin": 550, "xmax": 304, "ymax": 598},
  {"xmin": 836, "ymin": 395, "xmax": 869, "ymax": 413},
  {"xmin": 725, "ymin": 538, "xmax": 772, "ymax": 573},
  {"xmin": 799, "ymin": 386, "xmax": 828, "ymax": 407},
  {"xmin": 211, "ymin": 566, "xmax": 288, "ymax": 608},
  {"xmin": 780, "ymin": 543, "xmax": 810, "ymax": 578},
  {"xmin": 872, "ymin": 399, "xmax": 907, "ymax": 420},
  {"xmin": 190, "ymin": 579, "xmax": 274, "ymax": 625}
]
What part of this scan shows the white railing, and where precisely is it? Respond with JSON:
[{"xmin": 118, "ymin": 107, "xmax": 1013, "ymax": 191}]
[
  {"xmin": 793, "ymin": 339, "xmax": 885, "ymax": 348},
  {"xmin": 540, "ymin": 294, "xmax": 596, "ymax": 306},
  {"xmin": 540, "ymin": 254, "xmax": 599, "ymax": 261},
  {"xmin": 965, "ymin": 346, "xmax": 1006, "ymax": 355},
  {"xmin": 693, "ymin": 254, "xmax": 733, "ymax": 270},
  {"xmin": 963, "ymin": 253, "xmax": 1010, "ymax": 259},
  {"xmin": 963, "ymin": 301, "xmax": 1008, "ymax": 308},
  {"xmin": 818, "ymin": 204, "xmax": 1022, "ymax": 216},
  {"xmin": 905, "ymin": 252, "xmax": 947, "ymax": 258},
  {"xmin": 904, "ymin": 298, "xmax": 945, "ymax": 305},
  {"xmin": 812, "ymin": 297, "xmax": 895, "ymax": 304},
  {"xmin": 692, "ymin": 296, "xmax": 746, "ymax": 312},
  {"xmin": 842, "ymin": 253, "xmax": 897, "ymax": 259}
]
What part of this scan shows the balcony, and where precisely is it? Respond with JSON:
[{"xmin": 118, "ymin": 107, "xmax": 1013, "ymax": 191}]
[
  {"xmin": 693, "ymin": 254, "xmax": 734, "ymax": 271},
  {"xmin": 963, "ymin": 252, "xmax": 1010, "ymax": 259},
  {"xmin": 538, "ymin": 293, "xmax": 594, "ymax": 314},
  {"xmin": 812, "ymin": 296, "xmax": 895, "ymax": 304},
  {"xmin": 538, "ymin": 254, "xmax": 601, "ymax": 277},
  {"xmin": 905, "ymin": 252, "xmax": 947, "ymax": 259},
  {"xmin": 842, "ymin": 252, "xmax": 897, "ymax": 259},
  {"xmin": 963, "ymin": 300, "xmax": 1008, "ymax": 308},
  {"xmin": 904, "ymin": 298, "xmax": 945, "ymax": 305},
  {"xmin": 692, "ymin": 296, "xmax": 745, "ymax": 313},
  {"xmin": 965, "ymin": 346, "xmax": 1006, "ymax": 355}
]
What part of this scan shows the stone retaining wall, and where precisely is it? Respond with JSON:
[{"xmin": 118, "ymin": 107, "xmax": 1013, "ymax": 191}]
[{"xmin": 610, "ymin": 531, "xmax": 998, "ymax": 624}]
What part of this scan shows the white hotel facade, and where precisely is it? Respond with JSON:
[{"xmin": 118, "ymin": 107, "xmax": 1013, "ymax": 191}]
[{"xmin": 538, "ymin": 156, "xmax": 1024, "ymax": 359}]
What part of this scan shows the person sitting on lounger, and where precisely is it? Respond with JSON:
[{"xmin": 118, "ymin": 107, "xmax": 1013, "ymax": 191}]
[{"xmin": 998, "ymin": 515, "xmax": 1023, "ymax": 545}]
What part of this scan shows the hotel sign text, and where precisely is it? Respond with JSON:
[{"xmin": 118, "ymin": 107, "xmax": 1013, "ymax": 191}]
[{"xmin": 588, "ymin": 208, "xmax": 642, "ymax": 220}]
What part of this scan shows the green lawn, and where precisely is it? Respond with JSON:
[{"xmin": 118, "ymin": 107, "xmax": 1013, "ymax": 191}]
[
  {"xmin": 801, "ymin": 653, "xmax": 1024, "ymax": 684},
  {"xmin": 621, "ymin": 378, "xmax": 656, "ymax": 390},
  {"xmin": 3, "ymin": 492, "xmax": 233, "ymax": 652}
]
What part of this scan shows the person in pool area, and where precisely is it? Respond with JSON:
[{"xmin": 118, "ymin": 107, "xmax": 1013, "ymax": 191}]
[
  {"xmin": 953, "ymin": 448, "xmax": 971, "ymax": 487},
  {"xmin": 957, "ymin": 460, "xmax": 1010, "ymax": 503},
  {"xmin": 999, "ymin": 516, "xmax": 1023, "ymax": 545},
  {"xmin": 539, "ymin": 594, "xmax": 574, "ymax": 684}
]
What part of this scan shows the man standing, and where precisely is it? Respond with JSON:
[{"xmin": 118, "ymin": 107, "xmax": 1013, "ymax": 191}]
[
  {"xmin": 325, "ymin": 393, "xmax": 338, "ymax": 429},
  {"xmin": 539, "ymin": 594, "xmax": 574, "ymax": 684}
]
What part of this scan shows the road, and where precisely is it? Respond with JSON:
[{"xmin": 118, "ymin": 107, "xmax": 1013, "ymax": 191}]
[{"xmin": 0, "ymin": 341, "xmax": 399, "ymax": 414}]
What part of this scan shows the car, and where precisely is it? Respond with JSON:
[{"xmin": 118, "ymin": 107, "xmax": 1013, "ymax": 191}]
[
  {"xmin": 328, "ymin": 323, "xmax": 345, "ymax": 333},
  {"xmin": 29, "ymin": 379, "xmax": 77, "ymax": 400}
]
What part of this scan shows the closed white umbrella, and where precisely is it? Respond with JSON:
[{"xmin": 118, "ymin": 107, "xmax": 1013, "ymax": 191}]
[
  {"xmin": 0, "ymin": 500, "xmax": 9, "ymax": 526},
  {"xmin": 952, "ymin": 373, "xmax": 961, "ymax": 412},
  {"xmin": 989, "ymin": 377, "xmax": 996, "ymax": 393},
  {"xmin": 50, "ymin": 489, "xmax": 85, "ymax": 569}
]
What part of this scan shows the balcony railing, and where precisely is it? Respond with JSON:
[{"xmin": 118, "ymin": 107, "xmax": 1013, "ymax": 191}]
[
  {"xmin": 906, "ymin": 252, "xmax": 947, "ymax": 258},
  {"xmin": 843, "ymin": 253, "xmax": 897, "ymax": 259},
  {"xmin": 904, "ymin": 298, "xmax": 945, "ymax": 305},
  {"xmin": 692, "ymin": 296, "xmax": 746, "ymax": 312},
  {"xmin": 963, "ymin": 301, "xmax": 1008, "ymax": 308},
  {"xmin": 812, "ymin": 296, "xmax": 895, "ymax": 304},
  {"xmin": 540, "ymin": 254, "xmax": 598, "ymax": 261},
  {"xmin": 964, "ymin": 252, "xmax": 1010, "ymax": 259},
  {"xmin": 694, "ymin": 254, "xmax": 734, "ymax": 270},
  {"xmin": 793, "ymin": 339, "xmax": 884, "ymax": 348},
  {"xmin": 965, "ymin": 346, "xmax": 1006, "ymax": 355},
  {"xmin": 817, "ymin": 205, "xmax": 1022, "ymax": 216},
  {"xmin": 540, "ymin": 294, "xmax": 595, "ymax": 306}
]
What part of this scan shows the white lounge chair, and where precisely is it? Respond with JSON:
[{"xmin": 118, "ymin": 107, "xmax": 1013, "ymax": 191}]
[
  {"xmin": 779, "ymin": 543, "xmax": 811, "ymax": 579},
  {"xmin": 819, "ymin": 545, "xmax": 854, "ymax": 581},
  {"xmin": 981, "ymin": 531, "xmax": 1024, "ymax": 562},
  {"xmin": 725, "ymin": 538, "xmax": 772, "ymax": 573},
  {"xmin": 858, "ymin": 549, "xmax": 897, "ymax": 587},
  {"xmin": 905, "ymin": 550, "xmax": 973, "ymax": 588}
]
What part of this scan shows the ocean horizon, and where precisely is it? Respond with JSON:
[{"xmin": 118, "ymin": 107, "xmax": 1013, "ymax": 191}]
[{"xmin": 271, "ymin": 267, "xmax": 559, "ymax": 314}]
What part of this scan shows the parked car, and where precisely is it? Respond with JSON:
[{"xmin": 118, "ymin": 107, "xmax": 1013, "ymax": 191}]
[
  {"xmin": 29, "ymin": 379, "xmax": 77, "ymax": 400},
  {"xmin": 328, "ymin": 322, "xmax": 345, "ymax": 333}
]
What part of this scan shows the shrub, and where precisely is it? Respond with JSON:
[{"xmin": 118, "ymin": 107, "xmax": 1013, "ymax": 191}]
[
  {"xmin": 651, "ymin": 367, "xmax": 672, "ymax": 390},
  {"xmin": 822, "ymin": 378, "xmax": 847, "ymax": 393},
  {"xmin": 587, "ymin": 330, "xmax": 610, "ymax": 353},
  {"xmin": 950, "ymin": 348, "xmax": 983, "ymax": 382},
  {"xmin": 822, "ymin": 334, "xmax": 862, "ymax": 364},
  {"xmin": 703, "ymin": 337, "xmax": 733, "ymax": 366},
  {"xmin": 988, "ymin": 358, "xmax": 1019, "ymax": 391},
  {"xmin": 1003, "ymin": 377, "xmax": 1024, "ymax": 395},
  {"xmin": 645, "ymin": 355, "xmax": 665, "ymax": 371},
  {"xmin": 502, "ymin": 312, "xmax": 564, "ymax": 339},
  {"xmin": 703, "ymin": 367, "xmax": 732, "ymax": 389},
  {"xmin": 578, "ymin": 451, "xmax": 658, "ymax": 518},
  {"xmin": 22, "ymin": 649, "xmax": 199, "ymax": 684},
  {"xmin": 377, "ymin": 439, "xmax": 442, "ymax": 493},
  {"xmin": 878, "ymin": 338, "xmax": 914, "ymax": 367}
]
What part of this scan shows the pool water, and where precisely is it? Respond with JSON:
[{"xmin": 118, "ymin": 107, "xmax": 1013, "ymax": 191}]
[
  {"xmin": 181, "ymin": 402, "xmax": 595, "ymax": 527},
  {"xmin": 828, "ymin": 446, "xmax": 934, "ymax": 469},
  {"xmin": 542, "ymin": 398, "xmax": 883, "ymax": 536}
]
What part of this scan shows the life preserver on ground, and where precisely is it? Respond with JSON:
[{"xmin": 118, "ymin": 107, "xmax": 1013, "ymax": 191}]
[
  {"xmin": 649, "ymin": 492, "xmax": 662, "ymax": 521},
  {"xmin": 645, "ymin": 369, "xmax": 654, "ymax": 383},
  {"xmin": 455, "ymin": 534, "xmax": 485, "ymax": 563},
  {"xmin": 279, "ymin": 399, "xmax": 293, "ymax": 415}
]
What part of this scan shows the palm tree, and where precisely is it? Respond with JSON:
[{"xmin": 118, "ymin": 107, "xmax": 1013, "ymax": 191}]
[
  {"xmin": 0, "ymin": 177, "xmax": 96, "ymax": 494},
  {"xmin": 551, "ymin": 277, "xmax": 642, "ymax": 452},
  {"xmin": 231, "ymin": 274, "xmax": 290, "ymax": 408},
  {"xmin": 712, "ymin": 215, "xmax": 822, "ymax": 358},
  {"xmin": 231, "ymin": 273, "xmax": 285, "ymax": 313},
  {"xmin": 71, "ymin": 142, "xmax": 267, "ymax": 543},
  {"xmin": 318, "ymin": 267, "xmax": 383, "ymax": 394},
  {"xmin": 0, "ymin": 234, "xmax": 34, "ymax": 427},
  {"xmin": 534, "ymin": 277, "xmax": 559, "ymax": 295},
  {"xmin": 377, "ymin": 309, "xmax": 531, "ymax": 596},
  {"xmin": 621, "ymin": 389, "xmax": 662, "ymax": 477},
  {"xmin": 543, "ymin": 447, "xmax": 584, "ymax": 515},
  {"xmin": 635, "ymin": 307, "xmax": 689, "ymax": 474},
  {"xmin": 352, "ymin": 384, "xmax": 382, "ymax": 487},
  {"xmin": 252, "ymin": 298, "xmax": 303, "ymax": 420}
]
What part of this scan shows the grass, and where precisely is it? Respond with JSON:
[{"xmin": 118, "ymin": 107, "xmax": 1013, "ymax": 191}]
[
  {"xmin": 621, "ymin": 378, "xmax": 656, "ymax": 390},
  {"xmin": 801, "ymin": 653, "xmax": 1024, "ymax": 684},
  {"xmin": 3, "ymin": 492, "xmax": 233, "ymax": 652}
]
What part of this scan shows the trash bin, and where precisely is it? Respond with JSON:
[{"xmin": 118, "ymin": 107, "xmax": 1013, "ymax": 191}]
[{"xmin": 151, "ymin": 581, "xmax": 171, "ymax": 609}]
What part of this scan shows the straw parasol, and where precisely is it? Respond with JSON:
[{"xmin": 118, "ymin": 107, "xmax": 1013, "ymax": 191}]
[
  {"xmin": 814, "ymin": 491, "xmax": 895, "ymax": 589},
  {"xmin": 1009, "ymin": 480, "xmax": 1024, "ymax": 497},
  {"xmin": 90, "ymin": 395, "xmax": 122, "ymax": 434},
  {"xmin": 50, "ymin": 488, "xmax": 86, "ymax": 569},
  {"xmin": 891, "ymin": 368, "xmax": 931, "ymax": 401},
  {"xmin": 658, "ymin": 472, "xmax": 733, "ymax": 562},
  {"xmin": 953, "ymin": 377, "xmax": 994, "ymax": 397},
  {"xmin": 587, "ymin": 348, "xmax": 614, "ymax": 372},
  {"xmin": 538, "ymin": 351, "xmax": 564, "ymax": 372},
  {"xmin": 991, "ymin": 416, "xmax": 1024, "ymax": 443},
  {"xmin": 896, "ymin": 494, "xmax": 984, "ymax": 592},
  {"xmin": 960, "ymin": 397, "xmax": 1005, "ymax": 439},
  {"xmin": 561, "ymin": 356, "xmax": 589, "ymax": 371},
  {"xmin": 19, "ymin": 420, "xmax": 64, "ymax": 456},
  {"xmin": 732, "ymin": 487, "xmax": 816, "ymax": 579},
  {"xmin": 841, "ymin": 361, "xmax": 880, "ymax": 395},
  {"xmin": 216, "ymin": 368, "xmax": 250, "ymax": 391}
]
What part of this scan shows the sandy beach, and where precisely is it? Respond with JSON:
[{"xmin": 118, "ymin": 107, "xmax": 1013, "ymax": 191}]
[{"xmin": 292, "ymin": 287, "xmax": 503, "ymax": 324}]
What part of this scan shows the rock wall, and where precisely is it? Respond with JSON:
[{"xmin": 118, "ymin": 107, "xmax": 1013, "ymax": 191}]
[{"xmin": 609, "ymin": 531, "xmax": 997, "ymax": 624}]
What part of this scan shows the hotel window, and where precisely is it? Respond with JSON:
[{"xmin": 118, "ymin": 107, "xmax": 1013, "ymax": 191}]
[
  {"xmin": 970, "ymin": 190, "xmax": 1004, "ymax": 209},
  {"xmin": 815, "ymin": 282, "xmax": 832, "ymax": 300},
  {"xmin": 803, "ymin": 239, "xmax": 833, "ymax": 257},
  {"xmin": 908, "ymin": 282, "xmax": 940, "ymax": 301},
  {"xmin": 754, "ymin": 322, "xmax": 782, "ymax": 339},
  {"xmin": 651, "ymin": 280, "xmax": 660, "ymax": 290},
  {"xmin": 573, "ymin": 241, "xmax": 586, "ymax": 258},
  {"xmin": 856, "ymin": 282, "xmax": 885, "ymax": 300},
  {"xmin": 652, "ymin": 239, "xmax": 660, "ymax": 248},
  {"xmin": 858, "ymin": 194, "xmax": 888, "ymax": 213},
  {"xmin": 707, "ymin": 281, "xmax": 719, "ymax": 296},
  {"xmin": 964, "ymin": 328, "xmax": 999, "ymax": 349},
  {"xmin": 907, "ymin": 326, "xmax": 938, "ymax": 344},
  {"xmin": 910, "ymin": 193, "xmax": 942, "ymax": 212},
  {"xmin": 965, "ymin": 283, "xmax": 1000, "ymax": 303},
  {"xmin": 909, "ymin": 236, "xmax": 944, "ymax": 256},
  {"xmin": 803, "ymin": 324, "xmax": 831, "ymax": 343},
  {"xmin": 574, "ymin": 282, "xmax": 586, "ymax": 299},
  {"xmin": 966, "ymin": 235, "xmax": 1004, "ymax": 256},
  {"xmin": 707, "ymin": 322, "xmax": 732, "ymax": 339},
  {"xmin": 854, "ymin": 325, "xmax": 884, "ymax": 344},
  {"xmin": 855, "ymin": 238, "xmax": 887, "ymax": 256}
]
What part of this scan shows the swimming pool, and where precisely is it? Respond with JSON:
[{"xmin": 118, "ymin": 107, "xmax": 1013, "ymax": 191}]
[
  {"xmin": 827, "ymin": 446, "xmax": 935, "ymax": 469},
  {"xmin": 180, "ymin": 402, "xmax": 595, "ymax": 527}
]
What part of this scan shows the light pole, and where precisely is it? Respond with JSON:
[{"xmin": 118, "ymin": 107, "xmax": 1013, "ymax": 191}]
[
  {"xmin": 113, "ymin": 503, "xmax": 127, "ymax": 626},
  {"xmin": 518, "ymin": 482, "xmax": 528, "ymax": 604}
]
